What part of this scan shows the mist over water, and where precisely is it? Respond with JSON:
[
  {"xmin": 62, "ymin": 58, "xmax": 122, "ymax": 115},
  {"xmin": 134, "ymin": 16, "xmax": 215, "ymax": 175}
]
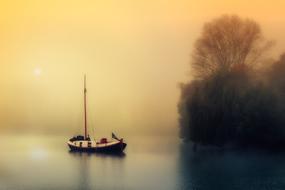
[
  {"xmin": 2, "ymin": 1, "xmax": 285, "ymax": 190},
  {"xmin": 0, "ymin": 134, "xmax": 179, "ymax": 190},
  {"xmin": 1, "ymin": 134, "xmax": 285, "ymax": 190}
]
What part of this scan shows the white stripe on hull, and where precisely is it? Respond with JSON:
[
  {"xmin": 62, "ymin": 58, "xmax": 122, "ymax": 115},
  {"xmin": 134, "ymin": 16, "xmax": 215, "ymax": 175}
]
[{"xmin": 67, "ymin": 140, "xmax": 127, "ymax": 152}]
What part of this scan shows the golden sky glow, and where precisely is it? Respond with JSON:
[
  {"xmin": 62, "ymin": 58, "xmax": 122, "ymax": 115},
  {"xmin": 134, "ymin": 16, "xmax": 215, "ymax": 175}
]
[{"xmin": 0, "ymin": 0, "xmax": 285, "ymax": 135}]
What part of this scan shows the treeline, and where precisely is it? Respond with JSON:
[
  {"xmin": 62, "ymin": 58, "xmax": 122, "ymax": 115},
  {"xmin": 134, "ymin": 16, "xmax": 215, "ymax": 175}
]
[{"xmin": 178, "ymin": 15, "xmax": 285, "ymax": 150}]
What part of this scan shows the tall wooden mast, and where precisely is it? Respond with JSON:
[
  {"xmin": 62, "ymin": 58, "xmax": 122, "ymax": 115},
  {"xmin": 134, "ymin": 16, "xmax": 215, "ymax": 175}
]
[{"xmin": 84, "ymin": 75, "xmax": 87, "ymax": 139}]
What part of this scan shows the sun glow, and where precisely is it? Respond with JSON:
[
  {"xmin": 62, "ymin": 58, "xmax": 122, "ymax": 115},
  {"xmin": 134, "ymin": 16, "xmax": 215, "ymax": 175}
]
[
  {"xmin": 30, "ymin": 147, "xmax": 48, "ymax": 160},
  {"xmin": 34, "ymin": 68, "xmax": 42, "ymax": 76}
]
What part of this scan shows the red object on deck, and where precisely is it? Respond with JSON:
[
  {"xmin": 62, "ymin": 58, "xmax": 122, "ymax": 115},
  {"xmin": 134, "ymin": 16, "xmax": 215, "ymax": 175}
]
[{"xmin": 100, "ymin": 138, "xmax": 108, "ymax": 143}]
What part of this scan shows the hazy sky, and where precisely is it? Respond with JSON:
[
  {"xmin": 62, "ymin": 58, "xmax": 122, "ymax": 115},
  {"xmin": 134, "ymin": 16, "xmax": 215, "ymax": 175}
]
[{"xmin": 0, "ymin": 0, "xmax": 285, "ymax": 136}]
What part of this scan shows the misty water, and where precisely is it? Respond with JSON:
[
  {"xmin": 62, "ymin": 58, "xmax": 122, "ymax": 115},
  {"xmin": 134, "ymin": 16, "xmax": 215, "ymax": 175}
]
[{"xmin": 1, "ymin": 135, "xmax": 285, "ymax": 190}]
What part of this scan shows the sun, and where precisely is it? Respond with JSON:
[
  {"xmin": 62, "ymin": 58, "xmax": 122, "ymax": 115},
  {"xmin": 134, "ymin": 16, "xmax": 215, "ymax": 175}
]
[{"xmin": 34, "ymin": 68, "xmax": 42, "ymax": 76}]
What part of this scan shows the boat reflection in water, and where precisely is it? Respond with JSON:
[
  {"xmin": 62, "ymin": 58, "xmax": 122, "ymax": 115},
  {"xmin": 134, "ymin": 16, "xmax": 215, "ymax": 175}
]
[
  {"xmin": 69, "ymin": 150, "xmax": 126, "ymax": 158},
  {"xmin": 68, "ymin": 147, "xmax": 126, "ymax": 190}
]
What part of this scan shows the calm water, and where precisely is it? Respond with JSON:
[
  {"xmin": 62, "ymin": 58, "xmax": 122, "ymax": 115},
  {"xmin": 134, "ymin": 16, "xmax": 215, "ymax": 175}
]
[{"xmin": 1, "ymin": 135, "xmax": 285, "ymax": 190}]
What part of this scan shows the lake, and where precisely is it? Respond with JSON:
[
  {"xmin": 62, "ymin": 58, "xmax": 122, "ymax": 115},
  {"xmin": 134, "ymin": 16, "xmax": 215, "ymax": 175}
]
[{"xmin": 1, "ymin": 135, "xmax": 285, "ymax": 190}]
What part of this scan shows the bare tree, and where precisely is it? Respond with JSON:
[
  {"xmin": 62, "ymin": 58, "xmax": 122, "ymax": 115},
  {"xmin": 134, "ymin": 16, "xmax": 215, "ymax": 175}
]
[{"xmin": 192, "ymin": 15, "xmax": 272, "ymax": 79}]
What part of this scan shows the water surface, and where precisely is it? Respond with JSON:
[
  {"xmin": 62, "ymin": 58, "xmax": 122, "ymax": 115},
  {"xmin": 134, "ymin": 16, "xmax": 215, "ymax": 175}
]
[{"xmin": 1, "ymin": 135, "xmax": 285, "ymax": 190}]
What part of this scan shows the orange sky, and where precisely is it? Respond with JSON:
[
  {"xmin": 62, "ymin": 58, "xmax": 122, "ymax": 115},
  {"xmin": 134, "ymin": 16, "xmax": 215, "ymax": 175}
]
[{"xmin": 0, "ymin": 0, "xmax": 285, "ymax": 136}]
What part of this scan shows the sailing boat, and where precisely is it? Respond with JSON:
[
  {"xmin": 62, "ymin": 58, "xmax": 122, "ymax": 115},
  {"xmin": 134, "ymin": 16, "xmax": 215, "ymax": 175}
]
[{"xmin": 67, "ymin": 75, "xmax": 127, "ymax": 153}]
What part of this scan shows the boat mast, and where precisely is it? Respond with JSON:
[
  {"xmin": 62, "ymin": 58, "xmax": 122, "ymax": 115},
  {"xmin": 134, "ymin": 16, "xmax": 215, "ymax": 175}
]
[{"xmin": 84, "ymin": 75, "xmax": 87, "ymax": 139}]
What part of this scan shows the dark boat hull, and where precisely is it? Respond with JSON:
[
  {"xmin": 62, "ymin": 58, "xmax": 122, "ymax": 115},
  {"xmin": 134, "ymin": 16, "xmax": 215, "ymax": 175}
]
[{"xmin": 68, "ymin": 142, "xmax": 127, "ymax": 153}]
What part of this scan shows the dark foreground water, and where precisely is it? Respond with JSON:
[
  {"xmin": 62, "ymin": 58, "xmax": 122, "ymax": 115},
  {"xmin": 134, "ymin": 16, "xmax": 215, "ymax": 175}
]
[{"xmin": 1, "ymin": 135, "xmax": 285, "ymax": 190}]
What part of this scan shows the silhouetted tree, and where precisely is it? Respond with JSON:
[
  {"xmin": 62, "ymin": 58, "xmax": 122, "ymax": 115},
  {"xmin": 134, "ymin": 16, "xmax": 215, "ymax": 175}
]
[
  {"xmin": 268, "ymin": 53, "xmax": 285, "ymax": 130},
  {"xmin": 270, "ymin": 54, "xmax": 285, "ymax": 95},
  {"xmin": 192, "ymin": 15, "xmax": 272, "ymax": 79},
  {"xmin": 178, "ymin": 15, "xmax": 285, "ymax": 150}
]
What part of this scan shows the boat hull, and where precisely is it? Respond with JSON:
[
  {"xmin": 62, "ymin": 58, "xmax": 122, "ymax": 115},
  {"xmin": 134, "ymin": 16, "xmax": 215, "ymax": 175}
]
[{"xmin": 68, "ymin": 141, "xmax": 127, "ymax": 153}]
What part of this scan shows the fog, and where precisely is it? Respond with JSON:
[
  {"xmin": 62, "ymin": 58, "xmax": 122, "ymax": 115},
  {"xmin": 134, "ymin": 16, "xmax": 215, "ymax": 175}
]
[{"xmin": 1, "ymin": 0, "xmax": 285, "ymax": 136}]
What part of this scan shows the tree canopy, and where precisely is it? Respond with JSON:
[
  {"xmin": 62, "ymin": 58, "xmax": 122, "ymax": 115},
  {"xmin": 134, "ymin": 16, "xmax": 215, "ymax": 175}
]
[
  {"xmin": 192, "ymin": 15, "xmax": 272, "ymax": 79},
  {"xmin": 178, "ymin": 15, "xmax": 285, "ymax": 150}
]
